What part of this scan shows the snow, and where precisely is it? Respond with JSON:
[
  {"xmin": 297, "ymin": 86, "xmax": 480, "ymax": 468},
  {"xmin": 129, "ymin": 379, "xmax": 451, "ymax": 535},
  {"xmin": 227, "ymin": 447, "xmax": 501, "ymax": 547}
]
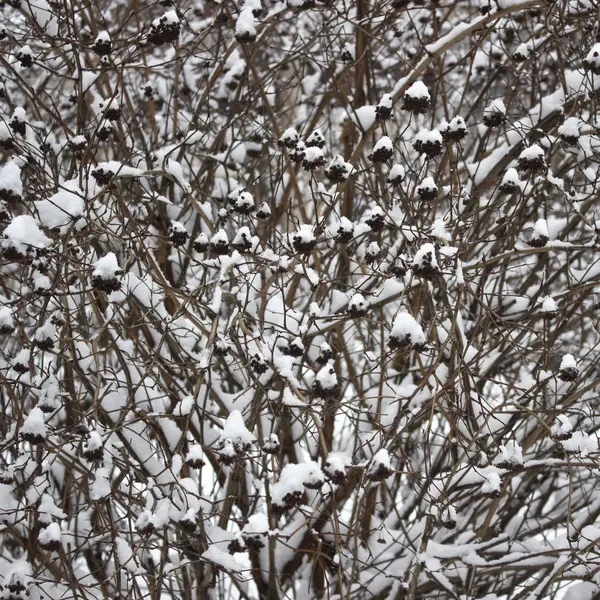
[
  {"xmin": 271, "ymin": 462, "xmax": 325, "ymax": 508},
  {"xmin": 0, "ymin": 162, "xmax": 23, "ymax": 198},
  {"xmin": 21, "ymin": 407, "xmax": 46, "ymax": 438},
  {"xmin": 416, "ymin": 176, "xmax": 437, "ymax": 194},
  {"xmin": 484, "ymin": 98, "xmax": 506, "ymax": 116},
  {"xmin": 243, "ymin": 513, "xmax": 269, "ymax": 535},
  {"xmin": 279, "ymin": 127, "xmax": 298, "ymax": 146},
  {"xmin": 413, "ymin": 242, "xmax": 439, "ymax": 271},
  {"xmin": 502, "ymin": 167, "xmax": 520, "ymax": 186},
  {"xmin": 90, "ymin": 468, "xmax": 111, "ymax": 499},
  {"xmin": 367, "ymin": 449, "xmax": 391, "ymax": 478},
  {"xmin": 390, "ymin": 311, "xmax": 426, "ymax": 348},
  {"xmin": 348, "ymin": 293, "xmax": 369, "ymax": 314},
  {"xmin": 92, "ymin": 254, "xmax": 121, "ymax": 286},
  {"xmin": 519, "ymin": 144, "xmax": 544, "ymax": 160},
  {"xmin": 378, "ymin": 93, "xmax": 392, "ymax": 109},
  {"xmin": 551, "ymin": 415, "xmax": 572, "ymax": 439},
  {"xmin": 3, "ymin": 215, "xmax": 51, "ymax": 253},
  {"xmin": 38, "ymin": 522, "xmax": 61, "ymax": 548},
  {"xmin": 354, "ymin": 105, "xmax": 377, "ymax": 131},
  {"xmin": 221, "ymin": 410, "xmax": 255, "ymax": 446},
  {"xmin": 560, "ymin": 354, "xmax": 577, "ymax": 371},
  {"xmin": 315, "ymin": 362, "xmax": 337, "ymax": 390},
  {"xmin": 533, "ymin": 218, "xmax": 549, "ymax": 238},
  {"xmin": 558, "ymin": 116, "xmax": 579, "ymax": 138},
  {"xmin": 541, "ymin": 296, "xmax": 557, "ymax": 313},
  {"xmin": 236, "ymin": 8, "xmax": 256, "ymax": 39},
  {"xmin": 584, "ymin": 43, "xmax": 600, "ymax": 71},
  {"xmin": 372, "ymin": 135, "xmax": 393, "ymax": 152},
  {"xmin": 431, "ymin": 218, "xmax": 451, "ymax": 242},
  {"xmin": 85, "ymin": 431, "xmax": 103, "ymax": 452},
  {"xmin": 35, "ymin": 184, "xmax": 85, "ymax": 229},
  {"xmin": 0, "ymin": 306, "xmax": 14, "ymax": 330},
  {"xmin": 202, "ymin": 546, "xmax": 242, "ymax": 572},
  {"xmin": 302, "ymin": 146, "xmax": 324, "ymax": 165},
  {"xmin": 494, "ymin": 440, "xmax": 523, "ymax": 469},
  {"xmin": 405, "ymin": 80, "xmax": 430, "ymax": 99},
  {"xmin": 415, "ymin": 129, "xmax": 443, "ymax": 146},
  {"xmin": 388, "ymin": 163, "xmax": 405, "ymax": 182}
]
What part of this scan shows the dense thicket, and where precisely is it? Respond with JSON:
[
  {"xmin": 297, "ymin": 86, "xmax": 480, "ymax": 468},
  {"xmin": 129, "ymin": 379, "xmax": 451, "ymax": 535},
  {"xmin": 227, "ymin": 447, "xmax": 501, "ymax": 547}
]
[{"xmin": 1, "ymin": 0, "xmax": 600, "ymax": 598}]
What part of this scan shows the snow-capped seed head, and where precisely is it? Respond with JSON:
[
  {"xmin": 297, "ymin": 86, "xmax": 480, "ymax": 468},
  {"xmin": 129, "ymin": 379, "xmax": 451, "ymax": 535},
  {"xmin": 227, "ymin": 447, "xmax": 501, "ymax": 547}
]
[
  {"xmin": 387, "ymin": 164, "xmax": 405, "ymax": 185},
  {"xmin": 93, "ymin": 31, "xmax": 112, "ymax": 56},
  {"xmin": 389, "ymin": 311, "xmax": 426, "ymax": 350},
  {"xmin": 366, "ymin": 449, "xmax": 393, "ymax": 482},
  {"xmin": 34, "ymin": 320, "xmax": 56, "ymax": 351},
  {"xmin": 558, "ymin": 354, "xmax": 579, "ymax": 382},
  {"xmin": 313, "ymin": 362, "xmax": 339, "ymax": 398},
  {"xmin": 416, "ymin": 176, "xmax": 437, "ymax": 202},
  {"xmin": 540, "ymin": 296, "xmax": 557, "ymax": 318},
  {"xmin": 193, "ymin": 232, "xmax": 209, "ymax": 253},
  {"xmin": 323, "ymin": 452, "xmax": 351, "ymax": 484},
  {"xmin": 302, "ymin": 146, "xmax": 326, "ymax": 171},
  {"xmin": 292, "ymin": 224, "xmax": 316, "ymax": 254},
  {"xmin": 235, "ymin": 8, "xmax": 257, "ymax": 43},
  {"xmin": 290, "ymin": 140, "xmax": 306, "ymax": 163},
  {"xmin": 0, "ymin": 306, "xmax": 15, "ymax": 335},
  {"xmin": 169, "ymin": 221, "xmax": 189, "ymax": 247},
  {"xmin": 494, "ymin": 440, "xmax": 523, "ymax": 471},
  {"xmin": 325, "ymin": 155, "xmax": 353, "ymax": 183},
  {"xmin": 232, "ymin": 226, "xmax": 256, "ymax": 253},
  {"xmin": 375, "ymin": 94, "xmax": 393, "ymax": 120},
  {"xmin": 283, "ymin": 336, "xmax": 304, "ymax": 358},
  {"xmin": 262, "ymin": 433, "xmax": 280, "ymax": 454},
  {"xmin": 583, "ymin": 43, "xmax": 600, "ymax": 75},
  {"xmin": 15, "ymin": 46, "xmax": 33, "ymax": 69},
  {"xmin": 403, "ymin": 81, "xmax": 430, "ymax": 114},
  {"xmin": 551, "ymin": 415, "xmax": 573, "ymax": 441},
  {"xmin": 558, "ymin": 117, "xmax": 580, "ymax": 146},
  {"xmin": 441, "ymin": 116, "xmax": 467, "ymax": 142},
  {"xmin": 331, "ymin": 216, "xmax": 354, "ymax": 244},
  {"xmin": 364, "ymin": 241, "xmax": 383, "ymax": 264},
  {"xmin": 91, "ymin": 165, "xmax": 115, "ymax": 186},
  {"xmin": 241, "ymin": 514, "xmax": 270, "ymax": 550},
  {"xmin": 38, "ymin": 522, "xmax": 61, "ymax": 551},
  {"xmin": 316, "ymin": 342, "xmax": 333, "ymax": 364},
  {"xmin": 340, "ymin": 42, "xmax": 354, "ymax": 61},
  {"xmin": 483, "ymin": 99, "xmax": 506, "ymax": 128},
  {"xmin": 216, "ymin": 410, "xmax": 256, "ymax": 465},
  {"xmin": 231, "ymin": 189, "xmax": 255, "ymax": 214},
  {"xmin": 412, "ymin": 242, "xmax": 439, "ymax": 279},
  {"xmin": 513, "ymin": 42, "xmax": 532, "ymax": 62},
  {"xmin": 347, "ymin": 293, "xmax": 369, "ymax": 317},
  {"xmin": 21, "ymin": 407, "xmax": 46, "ymax": 444},
  {"xmin": 413, "ymin": 129, "xmax": 443, "ymax": 159},
  {"xmin": 0, "ymin": 162, "xmax": 23, "ymax": 203},
  {"xmin": 83, "ymin": 431, "xmax": 104, "ymax": 462},
  {"xmin": 278, "ymin": 127, "xmax": 299, "ymax": 149},
  {"xmin": 185, "ymin": 444, "xmax": 205, "ymax": 468},
  {"xmin": 210, "ymin": 229, "xmax": 230, "ymax": 255},
  {"xmin": 499, "ymin": 167, "xmax": 521, "ymax": 194},
  {"xmin": 527, "ymin": 218, "xmax": 549, "ymax": 248},
  {"xmin": 364, "ymin": 205, "xmax": 386, "ymax": 232},
  {"xmin": 369, "ymin": 136, "xmax": 393, "ymax": 163},
  {"xmin": 148, "ymin": 10, "xmax": 181, "ymax": 46},
  {"xmin": 256, "ymin": 201, "xmax": 271, "ymax": 220},
  {"xmin": 306, "ymin": 129, "xmax": 325, "ymax": 149},
  {"xmin": 517, "ymin": 144, "xmax": 546, "ymax": 172},
  {"xmin": 92, "ymin": 252, "xmax": 123, "ymax": 293}
]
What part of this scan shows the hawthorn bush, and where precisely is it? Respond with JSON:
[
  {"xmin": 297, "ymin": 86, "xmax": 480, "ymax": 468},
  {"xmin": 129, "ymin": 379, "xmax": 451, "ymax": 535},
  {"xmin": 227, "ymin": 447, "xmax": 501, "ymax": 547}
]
[{"xmin": 1, "ymin": 0, "xmax": 600, "ymax": 598}]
